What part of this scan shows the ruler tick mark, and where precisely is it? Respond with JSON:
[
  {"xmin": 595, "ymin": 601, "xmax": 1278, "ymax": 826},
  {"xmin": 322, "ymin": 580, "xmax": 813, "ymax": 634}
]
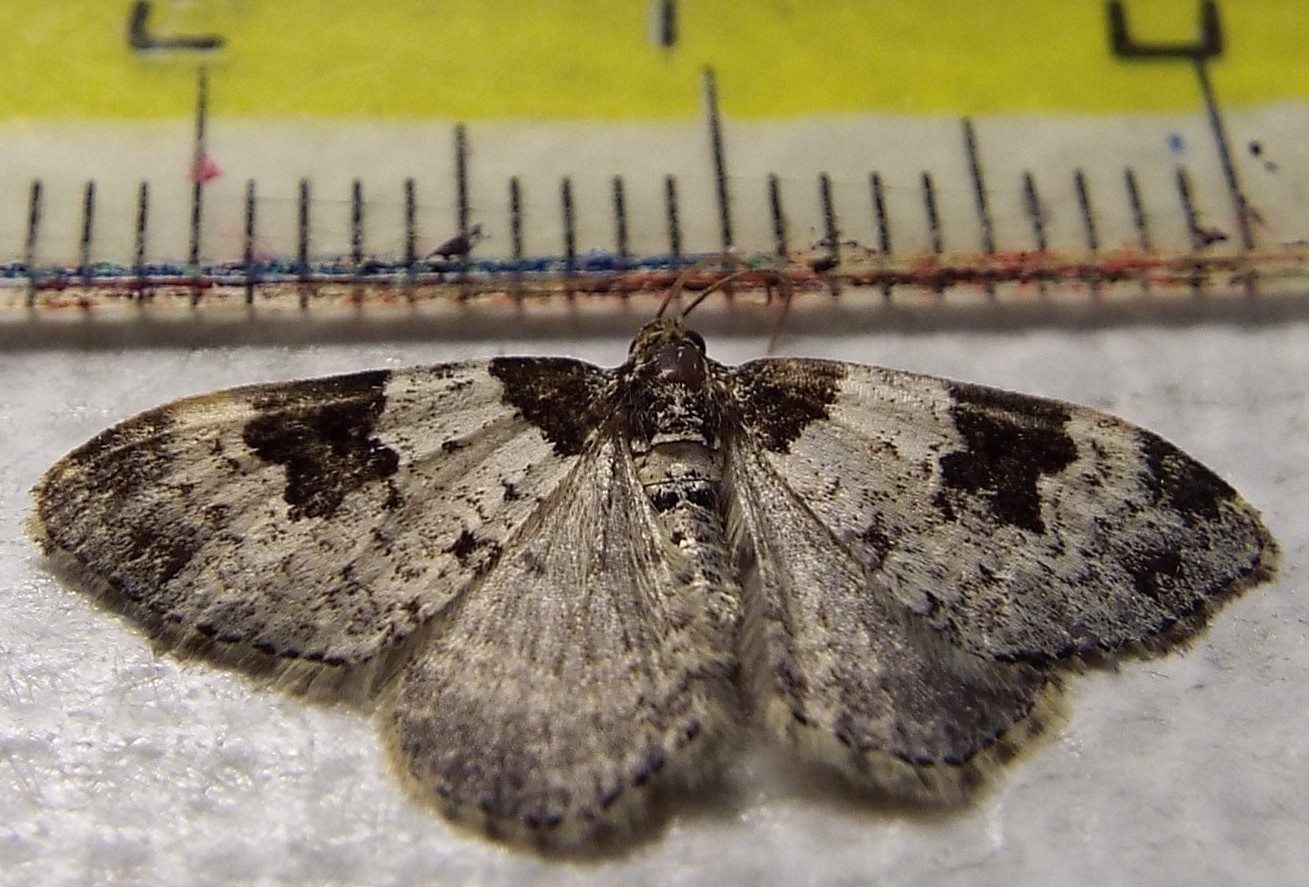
[
  {"xmin": 962, "ymin": 118, "xmax": 994, "ymax": 254},
  {"xmin": 665, "ymin": 175, "xmax": 682, "ymax": 258},
  {"xmin": 869, "ymin": 172, "xmax": 892, "ymax": 300},
  {"xmin": 351, "ymin": 179, "xmax": 365, "ymax": 267},
  {"xmin": 1022, "ymin": 172, "xmax": 1048, "ymax": 252},
  {"xmin": 613, "ymin": 176, "xmax": 630, "ymax": 262},
  {"xmin": 703, "ymin": 68, "xmax": 733, "ymax": 250},
  {"xmin": 455, "ymin": 124, "xmax": 471, "ymax": 241},
  {"xmin": 509, "ymin": 177, "xmax": 524, "ymax": 261},
  {"xmin": 243, "ymin": 179, "xmax": 256, "ymax": 305},
  {"xmin": 1123, "ymin": 167, "xmax": 1153, "ymax": 295},
  {"xmin": 1176, "ymin": 164, "xmax": 1231, "ymax": 252},
  {"xmin": 921, "ymin": 172, "xmax": 943, "ymax": 256},
  {"xmin": 921, "ymin": 171, "xmax": 944, "ymax": 295},
  {"xmin": 1074, "ymin": 169, "xmax": 1102, "ymax": 295},
  {"xmin": 24, "ymin": 180, "xmax": 43, "ymax": 308},
  {"xmin": 350, "ymin": 179, "xmax": 365, "ymax": 305},
  {"xmin": 561, "ymin": 178, "xmax": 577, "ymax": 269},
  {"xmin": 188, "ymin": 68, "xmax": 209, "ymax": 308},
  {"xmin": 297, "ymin": 179, "xmax": 311, "ymax": 275},
  {"xmin": 1021, "ymin": 171, "xmax": 1050, "ymax": 297},
  {"xmin": 768, "ymin": 174, "xmax": 788, "ymax": 258},
  {"xmin": 297, "ymin": 178, "xmax": 311, "ymax": 308},
  {"xmin": 654, "ymin": 0, "xmax": 677, "ymax": 48},
  {"xmin": 189, "ymin": 69, "xmax": 208, "ymax": 267},
  {"xmin": 133, "ymin": 181, "xmax": 149, "ymax": 300},
  {"xmin": 1194, "ymin": 58, "xmax": 1255, "ymax": 253},
  {"xmin": 80, "ymin": 181, "xmax": 97, "ymax": 286},
  {"xmin": 870, "ymin": 172, "xmax": 890, "ymax": 255},
  {"xmin": 815, "ymin": 172, "xmax": 840, "ymax": 274},
  {"xmin": 404, "ymin": 178, "xmax": 417, "ymax": 269},
  {"xmin": 1175, "ymin": 166, "xmax": 1205, "ymax": 293},
  {"xmin": 962, "ymin": 118, "xmax": 996, "ymax": 296},
  {"xmin": 1124, "ymin": 167, "xmax": 1152, "ymax": 252},
  {"xmin": 1074, "ymin": 169, "xmax": 1100, "ymax": 253}
]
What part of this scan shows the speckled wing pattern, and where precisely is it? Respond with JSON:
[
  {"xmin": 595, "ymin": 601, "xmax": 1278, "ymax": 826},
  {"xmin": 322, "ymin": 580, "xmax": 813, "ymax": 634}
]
[
  {"xmin": 32, "ymin": 363, "xmax": 602, "ymax": 691},
  {"xmin": 30, "ymin": 318, "xmax": 1275, "ymax": 850},
  {"xmin": 725, "ymin": 359, "xmax": 1273, "ymax": 798}
]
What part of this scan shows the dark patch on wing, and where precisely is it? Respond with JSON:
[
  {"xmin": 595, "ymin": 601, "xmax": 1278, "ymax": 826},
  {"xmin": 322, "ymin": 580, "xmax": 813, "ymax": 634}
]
[
  {"xmin": 1138, "ymin": 428, "xmax": 1236, "ymax": 523},
  {"xmin": 445, "ymin": 528, "xmax": 503, "ymax": 576},
  {"xmin": 855, "ymin": 517, "xmax": 894, "ymax": 565},
  {"xmin": 733, "ymin": 359, "xmax": 844, "ymax": 453},
  {"xmin": 488, "ymin": 357, "xmax": 609, "ymax": 457},
  {"xmin": 631, "ymin": 750, "xmax": 666, "ymax": 787},
  {"xmin": 449, "ymin": 528, "xmax": 478, "ymax": 562},
  {"xmin": 242, "ymin": 370, "xmax": 401, "ymax": 521},
  {"xmin": 936, "ymin": 383, "xmax": 1077, "ymax": 533}
]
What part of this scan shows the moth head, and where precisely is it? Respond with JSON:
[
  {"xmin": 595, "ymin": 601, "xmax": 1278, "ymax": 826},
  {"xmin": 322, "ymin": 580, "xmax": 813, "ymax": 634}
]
[
  {"xmin": 652, "ymin": 254, "xmax": 794, "ymax": 355},
  {"xmin": 629, "ymin": 318, "xmax": 709, "ymax": 387}
]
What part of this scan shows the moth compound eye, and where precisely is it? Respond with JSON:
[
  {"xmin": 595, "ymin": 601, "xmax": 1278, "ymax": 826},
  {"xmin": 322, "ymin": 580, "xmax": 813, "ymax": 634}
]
[{"xmin": 687, "ymin": 330, "xmax": 706, "ymax": 354}]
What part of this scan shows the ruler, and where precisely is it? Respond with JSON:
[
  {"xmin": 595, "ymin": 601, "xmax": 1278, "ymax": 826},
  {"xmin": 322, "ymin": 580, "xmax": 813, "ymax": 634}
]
[{"xmin": 2, "ymin": 1, "xmax": 1307, "ymax": 318}]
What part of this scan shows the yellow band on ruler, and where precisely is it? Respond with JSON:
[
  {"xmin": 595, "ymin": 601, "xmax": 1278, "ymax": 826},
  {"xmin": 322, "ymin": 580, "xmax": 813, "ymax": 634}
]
[{"xmin": 3, "ymin": 1, "xmax": 1306, "ymax": 120}]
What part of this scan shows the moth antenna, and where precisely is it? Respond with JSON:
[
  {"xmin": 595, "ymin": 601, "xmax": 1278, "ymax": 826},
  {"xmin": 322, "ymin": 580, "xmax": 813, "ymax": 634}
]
[
  {"xmin": 681, "ymin": 267, "xmax": 758, "ymax": 318},
  {"xmin": 655, "ymin": 254, "xmax": 736, "ymax": 319},
  {"xmin": 656, "ymin": 253, "xmax": 796, "ymax": 332}
]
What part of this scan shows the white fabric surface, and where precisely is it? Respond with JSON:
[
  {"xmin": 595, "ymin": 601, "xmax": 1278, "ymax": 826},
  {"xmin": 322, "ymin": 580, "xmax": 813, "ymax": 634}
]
[{"xmin": 1, "ymin": 305, "xmax": 1305, "ymax": 887}]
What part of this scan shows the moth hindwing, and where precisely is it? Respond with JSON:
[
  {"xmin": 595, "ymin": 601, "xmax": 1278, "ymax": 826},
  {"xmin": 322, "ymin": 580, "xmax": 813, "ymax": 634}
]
[{"xmin": 30, "ymin": 316, "xmax": 1276, "ymax": 850}]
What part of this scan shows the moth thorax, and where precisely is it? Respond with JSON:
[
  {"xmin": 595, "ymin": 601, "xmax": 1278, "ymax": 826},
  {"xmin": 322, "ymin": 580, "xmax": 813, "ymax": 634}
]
[{"xmin": 654, "ymin": 341, "xmax": 707, "ymax": 387}]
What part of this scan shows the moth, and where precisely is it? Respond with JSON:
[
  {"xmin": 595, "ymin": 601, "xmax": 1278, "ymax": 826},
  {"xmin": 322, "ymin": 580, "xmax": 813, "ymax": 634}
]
[{"xmin": 30, "ymin": 309, "xmax": 1275, "ymax": 850}]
